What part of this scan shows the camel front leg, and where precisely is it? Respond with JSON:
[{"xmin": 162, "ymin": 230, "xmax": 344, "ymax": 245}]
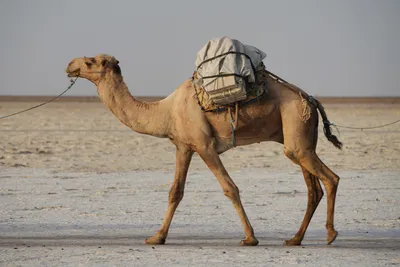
[
  {"xmin": 197, "ymin": 145, "xmax": 258, "ymax": 246},
  {"xmin": 145, "ymin": 146, "xmax": 193, "ymax": 245},
  {"xmin": 285, "ymin": 167, "xmax": 324, "ymax": 246}
]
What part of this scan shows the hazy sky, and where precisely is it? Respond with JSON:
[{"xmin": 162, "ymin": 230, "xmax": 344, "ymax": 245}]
[{"xmin": 0, "ymin": 0, "xmax": 399, "ymax": 97}]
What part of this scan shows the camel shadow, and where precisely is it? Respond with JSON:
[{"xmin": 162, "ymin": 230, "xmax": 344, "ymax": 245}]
[{"xmin": 0, "ymin": 224, "xmax": 399, "ymax": 249}]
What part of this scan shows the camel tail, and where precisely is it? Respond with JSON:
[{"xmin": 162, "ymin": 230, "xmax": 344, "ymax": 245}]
[
  {"xmin": 269, "ymin": 71, "xmax": 343, "ymax": 150},
  {"xmin": 314, "ymin": 98, "xmax": 343, "ymax": 150}
]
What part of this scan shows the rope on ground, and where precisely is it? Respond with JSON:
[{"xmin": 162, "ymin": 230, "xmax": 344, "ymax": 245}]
[{"xmin": 0, "ymin": 77, "xmax": 78, "ymax": 120}]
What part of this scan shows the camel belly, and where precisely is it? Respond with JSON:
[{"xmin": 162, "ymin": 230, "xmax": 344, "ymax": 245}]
[{"xmin": 206, "ymin": 100, "xmax": 283, "ymax": 153}]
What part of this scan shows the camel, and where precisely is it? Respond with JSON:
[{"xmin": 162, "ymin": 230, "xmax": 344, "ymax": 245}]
[{"xmin": 66, "ymin": 54, "xmax": 342, "ymax": 246}]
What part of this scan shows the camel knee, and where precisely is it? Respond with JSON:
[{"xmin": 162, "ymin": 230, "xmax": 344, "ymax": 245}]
[
  {"xmin": 319, "ymin": 175, "xmax": 340, "ymax": 195},
  {"xmin": 329, "ymin": 176, "xmax": 340, "ymax": 193},
  {"xmin": 169, "ymin": 190, "xmax": 183, "ymax": 204},
  {"xmin": 223, "ymin": 186, "xmax": 240, "ymax": 201},
  {"xmin": 284, "ymin": 148, "xmax": 315, "ymax": 165},
  {"xmin": 332, "ymin": 175, "xmax": 340, "ymax": 187},
  {"xmin": 310, "ymin": 189, "xmax": 324, "ymax": 204},
  {"xmin": 322, "ymin": 173, "xmax": 340, "ymax": 187},
  {"xmin": 284, "ymin": 147, "xmax": 299, "ymax": 165},
  {"xmin": 316, "ymin": 187, "xmax": 324, "ymax": 201},
  {"xmin": 168, "ymin": 185, "xmax": 184, "ymax": 204}
]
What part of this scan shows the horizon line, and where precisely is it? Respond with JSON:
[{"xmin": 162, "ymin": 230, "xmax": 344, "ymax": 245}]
[{"xmin": 0, "ymin": 95, "xmax": 399, "ymax": 104}]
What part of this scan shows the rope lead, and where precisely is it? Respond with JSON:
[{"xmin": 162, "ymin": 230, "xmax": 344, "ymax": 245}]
[
  {"xmin": 327, "ymin": 119, "xmax": 400, "ymax": 131},
  {"xmin": 0, "ymin": 77, "xmax": 78, "ymax": 120}
]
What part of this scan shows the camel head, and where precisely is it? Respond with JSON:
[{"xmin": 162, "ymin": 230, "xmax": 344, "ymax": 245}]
[{"xmin": 66, "ymin": 54, "xmax": 121, "ymax": 83}]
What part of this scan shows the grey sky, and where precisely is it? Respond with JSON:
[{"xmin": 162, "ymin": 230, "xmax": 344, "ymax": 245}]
[{"xmin": 0, "ymin": 0, "xmax": 399, "ymax": 97}]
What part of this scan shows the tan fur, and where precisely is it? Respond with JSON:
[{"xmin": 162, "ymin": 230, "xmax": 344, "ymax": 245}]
[{"xmin": 66, "ymin": 54, "xmax": 342, "ymax": 246}]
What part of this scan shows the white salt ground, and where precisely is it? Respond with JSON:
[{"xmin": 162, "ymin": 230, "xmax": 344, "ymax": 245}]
[
  {"xmin": 0, "ymin": 102, "xmax": 399, "ymax": 266},
  {"xmin": 0, "ymin": 168, "xmax": 398, "ymax": 267}
]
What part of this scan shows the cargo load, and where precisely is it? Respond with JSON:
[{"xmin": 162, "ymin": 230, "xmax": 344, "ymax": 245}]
[{"xmin": 194, "ymin": 37, "xmax": 266, "ymax": 105}]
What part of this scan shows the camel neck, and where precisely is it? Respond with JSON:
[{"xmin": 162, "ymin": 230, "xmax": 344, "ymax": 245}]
[{"xmin": 96, "ymin": 73, "xmax": 170, "ymax": 138}]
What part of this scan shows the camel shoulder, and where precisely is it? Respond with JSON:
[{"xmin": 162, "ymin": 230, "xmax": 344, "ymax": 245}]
[{"xmin": 166, "ymin": 79, "xmax": 213, "ymax": 142}]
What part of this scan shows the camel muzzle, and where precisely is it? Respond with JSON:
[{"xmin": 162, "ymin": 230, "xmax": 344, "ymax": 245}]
[{"xmin": 66, "ymin": 69, "xmax": 80, "ymax": 77}]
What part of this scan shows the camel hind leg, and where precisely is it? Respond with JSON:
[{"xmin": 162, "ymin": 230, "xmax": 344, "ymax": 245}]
[
  {"xmin": 297, "ymin": 150, "xmax": 340, "ymax": 245},
  {"xmin": 285, "ymin": 148, "xmax": 340, "ymax": 245},
  {"xmin": 281, "ymin": 97, "xmax": 339, "ymax": 245},
  {"xmin": 285, "ymin": 166, "xmax": 324, "ymax": 245}
]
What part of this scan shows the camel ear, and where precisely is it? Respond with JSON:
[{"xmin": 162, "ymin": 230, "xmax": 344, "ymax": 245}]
[
  {"xmin": 116, "ymin": 60, "xmax": 119, "ymax": 65},
  {"xmin": 113, "ymin": 64, "xmax": 121, "ymax": 75}
]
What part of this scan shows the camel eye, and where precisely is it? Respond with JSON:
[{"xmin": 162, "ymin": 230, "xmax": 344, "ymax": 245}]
[{"xmin": 85, "ymin": 62, "xmax": 92, "ymax": 67}]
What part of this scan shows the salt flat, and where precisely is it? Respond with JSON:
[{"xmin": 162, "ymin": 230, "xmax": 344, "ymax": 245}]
[
  {"xmin": 0, "ymin": 102, "xmax": 399, "ymax": 266},
  {"xmin": 0, "ymin": 168, "xmax": 399, "ymax": 266}
]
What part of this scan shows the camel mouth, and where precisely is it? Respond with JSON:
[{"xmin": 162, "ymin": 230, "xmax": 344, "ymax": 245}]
[{"xmin": 67, "ymin": 69, "xmax": 80, "ymax": 77}]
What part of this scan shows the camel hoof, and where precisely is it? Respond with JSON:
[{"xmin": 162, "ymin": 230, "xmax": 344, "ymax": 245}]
[
  {"xmin": 284, "ymin": 238, "xmax": 302, "ymax": 246},
  {"xmin": 145, "ymin": 235, "xmax": 166, "ymax": 245},
  {"xmin": 240, "ymin": 237, "xmax": 259, "ymax": 246},
  {"xmin": 327, "ymin": 230, "xmax": 338, "ymax": 245}
]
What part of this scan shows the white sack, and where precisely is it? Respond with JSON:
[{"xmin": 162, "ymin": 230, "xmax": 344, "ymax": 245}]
[{"xmin": 195, "ymin": 37, "xmax": 266, "ymax": 86}]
